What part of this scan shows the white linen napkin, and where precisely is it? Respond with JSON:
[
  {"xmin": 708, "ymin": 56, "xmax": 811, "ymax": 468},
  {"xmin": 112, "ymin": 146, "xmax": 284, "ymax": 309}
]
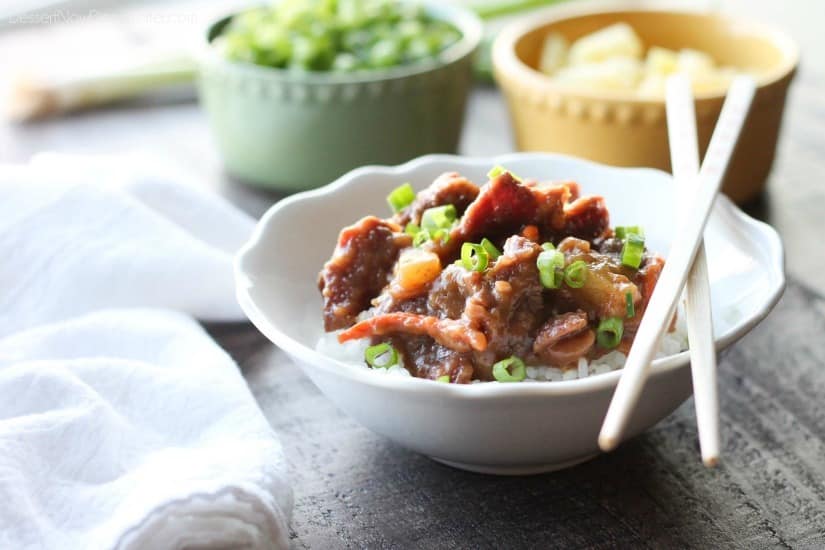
[
  {"xmin": 0, "ymin": 155, "xmax": 292, "ymax": 549},
  {"xmin": 0, "ymin": 152, "xmax": 254, "ymax": 337}
]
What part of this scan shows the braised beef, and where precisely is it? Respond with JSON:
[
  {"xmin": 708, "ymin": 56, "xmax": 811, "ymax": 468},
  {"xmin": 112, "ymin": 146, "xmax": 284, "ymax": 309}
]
[
  {"xmin": 393, "ymin": 172, "xmax": 479, "ymax": 227},
  {"xmin": 467, "ymin": 236, "xmax": 546, "ymax": 380},
  {"xmin": 533, "ymin": 311, "xmax": 596, "ymax": 367},
  {"xmin": 388, "ymin": 335, "xmax": 475, "ymax": 384},
  {"xmin": 338, "ymin": 312, "xmax": 487, "ymax": 353},
  {"xmin": 318, "ymin": 170, "xmax": 667, "ymax": 382},
  {"xmin": 319, "ymin": 216, "xmax": 411, "ymax": 330}
]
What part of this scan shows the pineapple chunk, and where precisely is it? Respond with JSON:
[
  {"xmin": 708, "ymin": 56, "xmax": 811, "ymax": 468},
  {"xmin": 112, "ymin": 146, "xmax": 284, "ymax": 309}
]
[
  {"xmin": 554, "ymin": 57, "xmax": 643, "ymax": 92},
  {"xmin": 691, "ymin": 66, "xmax": 737, "ymax": 95},
  {"xmin": 568, "ymin": 22, "xmax": 643, "ymax": 65},
  {"xmin": 645, "ymin": 46, "xmax": 678, "ymax": 76},
  {"xmin": 676, "ymin": 48, "xmax": 716, "ymax": 79},
  {"xmin": 394, "ymin": 248, "xmax": 441, "ymax": 293},
  {"xmin": 637, "ymin": 73, "xmax": 667, "ymax": 97},
  {"xmin": 538, "ymin": 32, "xmax": 569, "ymax": 75},
  {"xmin": 542, "ymin": 22, "xmax": 742, "ymax": 97}
]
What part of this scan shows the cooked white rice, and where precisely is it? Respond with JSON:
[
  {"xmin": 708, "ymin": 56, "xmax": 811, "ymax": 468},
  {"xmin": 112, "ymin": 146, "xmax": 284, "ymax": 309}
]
[{"xmin": 315, "ymin": 305, "xmax": 689, "ymax": 383}]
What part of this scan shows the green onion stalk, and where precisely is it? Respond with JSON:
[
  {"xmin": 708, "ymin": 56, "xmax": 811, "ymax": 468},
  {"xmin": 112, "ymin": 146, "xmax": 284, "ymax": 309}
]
[{"xmin": 6, "ymin": 49, "xmax": 197, "ymax": 122}]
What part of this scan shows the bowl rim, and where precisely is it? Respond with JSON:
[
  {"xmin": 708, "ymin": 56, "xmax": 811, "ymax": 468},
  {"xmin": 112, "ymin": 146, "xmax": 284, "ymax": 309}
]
[
  {"xmin": 492, "ymin": 5, "xmax": 800, "ymax": 105},
  {"xmin": 198, "ymin": 0, "xmax": 483, "ymax": 85},
  {"xmin": 235, "ymin": 152, "xmax": 786, "ymax": 400}
]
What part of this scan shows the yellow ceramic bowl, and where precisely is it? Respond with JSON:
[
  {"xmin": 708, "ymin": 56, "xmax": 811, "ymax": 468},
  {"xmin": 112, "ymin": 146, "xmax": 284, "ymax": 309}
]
[{"xmin": 492, "ymin": 7, "xmax": 799, "ymax": 204}]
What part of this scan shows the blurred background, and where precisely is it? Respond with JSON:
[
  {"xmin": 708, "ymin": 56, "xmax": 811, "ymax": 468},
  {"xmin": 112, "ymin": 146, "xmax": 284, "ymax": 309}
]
[{"xmin": 1, "ymin": 0, "xmax": 823, "ymax": 292}]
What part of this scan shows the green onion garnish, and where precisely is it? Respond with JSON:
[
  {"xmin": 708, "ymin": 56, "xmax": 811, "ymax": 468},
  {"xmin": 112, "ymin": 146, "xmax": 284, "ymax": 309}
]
[
  {"xmin": 365, "ymin": 342, "xmax": 398, "ymax": 368},
  {"xmin": 413, "ymin": 230, "xmax": 430, "ymax": 247},
  {"xmin": 596, "ymin": 318, "xmax": 624, "ymax": 349},
  {"xmin": 461, "ymin": 242, "xmax": 489, "ymax": 272},
  {"xmin": 621, "ymin": 233, "xmax": 645, "ymax": 269},
  {"xmin": 432, "ymin": 228, "xmax": 450, "ymax": 244},
  {"xmin": 421, "ymin": 204, "xmax": 457, "ymax": 233},
  {"xmin": 487, "ymin": 165, "xmax": 521, "ymax": 181},
  {"xmin": 480, "ymin": 237, "xmax": 501, "ymax": 260},
  {"xmin": 626, "ymin": 292, "xmax": 635, "ymax": 318},
  {"xmin": 541, "ymin": 242, "xmax": 555, "ymax": 251},
  {"xmin": 614, "ymin": 225, "xmax": 644, "ymax": 240},
  {"xmin": 487, "ymin": 165, "xmax": 504, "ymax": 179},
  {"xmin": 405, "ymin": 222, "xmax": 420, "ymax": 236},
  {"xmin": 387, "ymin": 182, "xmax": 416, "ymax": 213},
  {"xmin": 436, "ymin": 375, "xmax": 450, "ymax": 383},
  {"xmin": 563, "ymin": 260, "xmax": 588, "ymax": 288},
  {"xmin": 537, "ymin": 249, "xmax": 565, "ymax": 289},
  {"xmin": 492, "ymin": 356, "xmax": 526, "ymax": 382}
]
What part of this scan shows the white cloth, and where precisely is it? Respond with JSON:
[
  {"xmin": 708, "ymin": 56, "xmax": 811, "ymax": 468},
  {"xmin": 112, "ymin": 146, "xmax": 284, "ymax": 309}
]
[
  {"xmin": 0, "ymin": 155, "xmax": 292, "ymax": 549},
  {"xmin": 0, "ymin": 153, "xmax": 254, "ymax": 337}
]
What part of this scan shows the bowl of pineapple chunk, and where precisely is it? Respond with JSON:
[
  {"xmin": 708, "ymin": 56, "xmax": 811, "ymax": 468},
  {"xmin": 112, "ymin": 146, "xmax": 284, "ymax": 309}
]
[{"xmin": 492, "ymin": 8, "xmax": 798, "ymax": 203}]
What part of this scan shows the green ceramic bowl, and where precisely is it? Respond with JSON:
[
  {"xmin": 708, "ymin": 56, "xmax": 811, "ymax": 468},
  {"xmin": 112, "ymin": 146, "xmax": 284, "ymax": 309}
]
[{"xmin": 198, "ymin": 3, "xmax": 482, "ymax": 192}]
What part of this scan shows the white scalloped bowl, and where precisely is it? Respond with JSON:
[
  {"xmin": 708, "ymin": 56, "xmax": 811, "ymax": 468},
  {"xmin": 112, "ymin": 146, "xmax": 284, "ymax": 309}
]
[{"xmin": 235, "ymin": 153, "xmax": 784, "ymax": 475}]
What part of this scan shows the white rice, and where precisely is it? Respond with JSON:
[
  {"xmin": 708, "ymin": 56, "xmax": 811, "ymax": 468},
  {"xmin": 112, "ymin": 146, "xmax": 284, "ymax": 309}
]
[{"xmin": 316, "ymin": 304, "xmax": 689, "ymax": 383}]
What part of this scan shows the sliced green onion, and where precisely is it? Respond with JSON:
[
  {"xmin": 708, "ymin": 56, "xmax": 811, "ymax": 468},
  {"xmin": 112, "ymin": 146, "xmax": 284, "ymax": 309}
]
[
  {"xmin": 365, "ymin": 342, "xmax": 398, "ymax": 368},
  {"xmin": 413, "ymin": 229, "xmax": 430, "ymax": 247},
  {"xmin": 405, "ymin": 222, "xmax": 420, "ymax": 236},
  {"xmin": 563, "ymin": 260, "xmax": 588, "ymax": 288},
  {"xmin": 492, "ymin": 356, "xmax": 526, "ymax": 382},
  {"xmin": 486, "ymin": 164, "xmax": 521, "ymax": 181},
  {"xmin": 480, "ymin": 237, "xmax": 501, "ymax": 260},
  {"xmin": 626, "ymin": 292, "xmax": 635, "ymax": 318},
  {"xmin": 621, "ymin": 233, "xmax": 645, "ymax": 269},
  {"xmin": 216, "ymin": 1, "xmax": 463, "ymax": 74},
  {"xmin": 487, "ymin": 165, "xmax": 504, "ymax": 179},
  {"xmin": 387, "ymin": 182, "xmax": 416, "ymax": 213},
  {"xmin": 421, "ymin": 204, "xmax": 457, "ymax": 233},
  {"xmin": 541, "ymin": 242, "xmax": 555, "ymax": 251},
  {"xmin": 537, "ymin": 249, "xmax": 565, "ymax": 289},
  {"xmin": 596, "ymin": 318, "xmax": 624, "ymax": 349},
  {"xmin": 461, "ymin": 242, "xmax": 489, "ymax": 272},
  {"xmin": 614, "ymin": 225, "xmax": 644, "ymax": 240},
  {"xmin": 432, "ymin": 228, "xmax": 450, "ymax": 244},
  {"xmin": 436, "ymin": 375, "xmax": 450, "ymax": 383}
]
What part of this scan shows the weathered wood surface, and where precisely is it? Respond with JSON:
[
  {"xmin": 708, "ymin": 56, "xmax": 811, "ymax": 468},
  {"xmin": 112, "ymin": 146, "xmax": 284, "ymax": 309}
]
[
  {"xmin": 207, "ymin": 280, "xmax": 825, "ymax": 549},
  {"xmin": 2, "ymin": 2, "xmax": 825, "ymax": 547}
]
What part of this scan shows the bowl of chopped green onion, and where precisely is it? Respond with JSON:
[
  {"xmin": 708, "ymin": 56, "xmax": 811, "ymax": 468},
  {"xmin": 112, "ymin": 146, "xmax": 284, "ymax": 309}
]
[{"xmin": 198, "ymin": 0, "xmax": 482, "ymax": 191}]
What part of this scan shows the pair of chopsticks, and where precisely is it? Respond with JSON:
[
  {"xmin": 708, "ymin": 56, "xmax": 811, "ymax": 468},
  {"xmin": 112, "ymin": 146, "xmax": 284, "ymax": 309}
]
[{"xmin": 598, "ymin": 74, "xmax": 757, "ymax": 466}]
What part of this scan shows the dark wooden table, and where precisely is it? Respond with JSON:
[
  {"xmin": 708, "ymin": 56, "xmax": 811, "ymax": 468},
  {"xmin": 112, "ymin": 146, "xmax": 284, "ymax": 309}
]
[{"xmin": 2, "ymin": 3, "xmax": 825, "ymax": 547}]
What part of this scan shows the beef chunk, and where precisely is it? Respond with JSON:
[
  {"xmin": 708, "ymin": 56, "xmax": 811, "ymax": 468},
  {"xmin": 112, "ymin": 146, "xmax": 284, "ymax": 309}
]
[
  {"xmin": 432, "ymin": 173, "xmax": 602, "ymax": 261},
  {"xmin": 533, "ymin": 311, "xmax": 595, "ymax": 367},
  {"xmin": 393, "ymin": 172, "xmax": 479, "ymax": 227},
  {"xmin": 318, "ymin": 216, "xmax": 411, "ymax": 330}
]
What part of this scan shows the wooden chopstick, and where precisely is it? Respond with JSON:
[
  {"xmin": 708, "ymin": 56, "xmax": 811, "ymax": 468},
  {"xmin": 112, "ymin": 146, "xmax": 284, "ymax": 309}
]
[
  {"xmin": 665, "ymin": 74, "xmax": 720, "ymax": 467},
  {"xmin": 598, "ymin": 76, "xmax": 756, "ymax": 453}
]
